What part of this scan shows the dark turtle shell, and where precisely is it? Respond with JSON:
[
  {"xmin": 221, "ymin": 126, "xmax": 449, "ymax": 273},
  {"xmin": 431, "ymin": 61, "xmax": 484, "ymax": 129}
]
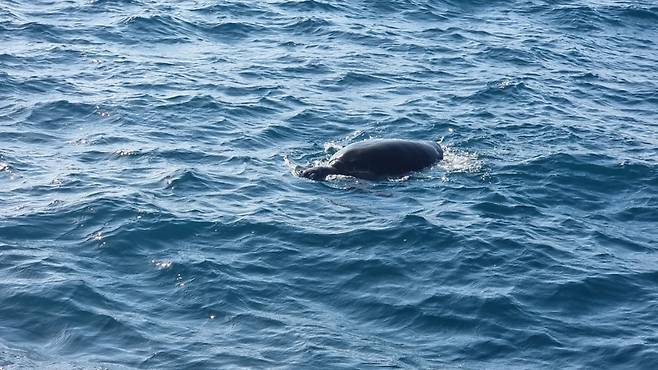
[{"xmin": 329, "ymin": 139, "xmax": 443, "ymax": 179}]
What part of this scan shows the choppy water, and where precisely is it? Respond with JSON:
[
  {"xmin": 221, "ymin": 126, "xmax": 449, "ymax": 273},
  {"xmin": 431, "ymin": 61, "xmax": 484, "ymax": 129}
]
[{"xmin": 1, "ymin": 0, "xmax": 658, "ymax": 368}]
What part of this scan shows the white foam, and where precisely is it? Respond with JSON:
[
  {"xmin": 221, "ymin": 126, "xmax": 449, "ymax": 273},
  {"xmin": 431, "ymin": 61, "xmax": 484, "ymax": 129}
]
[
  {"xmin": 323, "ymin": 141, "xmax": 343, "ymax": 154},
  {"xmin": 283, "ymin": 154, "xmax": 303, "ymax": 176},
  {"xmin": 438, "ymin": 145, "xmax": 483, "ymax": 174}
]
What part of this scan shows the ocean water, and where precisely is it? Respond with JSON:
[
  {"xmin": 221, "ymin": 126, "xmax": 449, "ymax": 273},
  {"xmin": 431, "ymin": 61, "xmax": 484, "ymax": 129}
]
[{"xmin": 1, "ymin": 0, "xmax": 658, "ymax": 368}]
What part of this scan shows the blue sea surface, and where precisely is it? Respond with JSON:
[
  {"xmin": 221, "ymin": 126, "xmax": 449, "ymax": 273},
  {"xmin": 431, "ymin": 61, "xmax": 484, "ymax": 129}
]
[{"xmin": 1, "ymin": 0, "xmax": 658, "ymax": 368}]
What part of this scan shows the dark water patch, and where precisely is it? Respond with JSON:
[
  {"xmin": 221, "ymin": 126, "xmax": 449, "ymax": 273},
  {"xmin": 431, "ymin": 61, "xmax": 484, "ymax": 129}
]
[
  {"xmin": 117, "ymin": 14, "xmax": 197, "ymax": 43},
  {"xmin": 479, "ymin": 46, "xmax": 539, "ymax": 66},
  {"xmin": 283, "ymin": 109, "xmax": 348, "ymax": 139},
  {"xmin": 278, "ymin": 0, "xmax": 344, "ymax": 13},
  {"xmin": 360, "ymin": 0, "xmax": 412, "ymax": 13},
  {"xmin": 191, "ymin": 2, "xmax": 276, "ymax": 17},
  {"xmin": 324, "ymin": 72, "xmax": 391, "ymax": 90},
  {"xmin": 498, "ymin": 158, "xmax": 658, "ymax": 218},
  {"xmin": 375, "ymin": 116, "xmax": 421, "ymax": 131},
  {"xmin": 0, "ymin": 196, "xmax": 145, "ymax": 242},
  {"xmin": 591, "ymin": 230, "xmax": 653, "ymax": 253},
  {"xmin": 8, "ymin": 46, "xmax": 97, "ymax": 68},
  {"xmin": 257, "ymin": 123, "xmax": 305, "ymax": 143},
  {"xmin": 282, "ymin": 17, "xmax": 333, "ymax": 35},
  {"xmin": 256, "ymin": 96, "xmax": 298, "ymax": 112},
  {"xmin": 324, "ymin": 29, "xmax": 388, "ymax": 46},
  {"xmin": 220, "ymin": 84, "xmax": 283, "ymax": 98},
  {"xmin": 61, "ymin": 0, "xmax": 141, "ymax": 16},
  {"xmin": 571, "ymin": 79, "xmax": 657, "ymax": 108},
  {"xmin": 382, "ymin": 42, "xmax": 430, "ymax": 54},
  {"xmin": 455, "ymin": 78, "xmax": 536, "ymax": 103},
  {"xmin": 471, "ymin": 201, "xmax": 542, "ymax": 218},
  {"xmin": 513, "ymin": 153, "xmax": 657, "ymax": 191},
  {"xmin": 614, "ymin": 205, "xmax": 658, "ymax": 223},
  {"xmin": 572, "ymin": 71, "xmax": 599, "ymax": 80},
  {"xmin": 618, "ymin": 5, "xmax": 658, "ymax": 21},
  {"xmin": 201, "ymin": 21, "xmax": 269, "ymax": 42},
  {"xmin": 0, "ymin": 283, "xmax": 148, "ymax": 361},
  {"xmin": 534, "ymin": 273, "xmax": 652, "ymax": 315},
  {"xmin": 141, "ymin": 348, "xmax": 276, "ymax": 369},
  {"xmin": 0, "ymin": 129, "xmax": 60, "ymax": 145},
  {"xmin": 162, "ymin": 168, "xmax": 220, "ymax": 192},
  {"xmin": 5, "ymin": 76, "xmax": 79, "ymax": 96},
  {"xmin": 600, "ymin": 4, "xmax": 658, "ymax": 29},
  {"xmin": 2, "ymin": 21, "xmax": 68, "ymax": 43},
  {"xmin": 402, "ymin": 6, "xmax": 448, "ymax": 22},
  {"xmin": 584, "ymin": 343, "xmax": 658, "ymax": 369},
  {"xmin": 0, "ymin": 53, "xmax": 23, "ymax": 64},
  {"xmin": 547, "ymin": 5, "xmax": 610, "ymax": 32},
  {"xmin": 83, "ymin": 0, "xmax": 142, "ymax": 13},
  {"xmin": 0, "ymin": 71, "xmax": 16, "ymax": 95},
  {"xmin": 157, "ymin": 94, "xmax": 225, "ymax": 111},
  {"xmin": 91, "ymin": 0, "xmax": 140, "ymax": 4},
  {"xmin": 0, "ymin": 6, "xmax": 22, "ymax": 23},
  {"xmin": 24, "ymin": 100, "xmax": 98, "ymax": 129},
  {"xmin": 75, "ymin": 134, "xmax": 134, "ymax": 146},
  {"xmin": 213, "ymin": 103, "xmax": 281, "ymax": 123}
]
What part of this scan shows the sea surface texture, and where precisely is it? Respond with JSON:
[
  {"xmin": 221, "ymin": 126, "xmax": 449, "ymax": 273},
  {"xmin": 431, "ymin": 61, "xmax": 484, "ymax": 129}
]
[{"xmin": 1, "ymin": 0, "xmax": 658, "ymax": 368}]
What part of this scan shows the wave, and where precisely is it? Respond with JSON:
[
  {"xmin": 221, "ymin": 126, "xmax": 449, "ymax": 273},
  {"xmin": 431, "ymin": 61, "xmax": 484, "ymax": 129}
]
[
  {"xmin": 114, "ymin": 15, "xmax": 269, "ymax": 43},
  {"xmin": 278, "ymin": 0, "xmax": 344, "ymax": 12},
  {"xmin": 503, "ymin": 152, "xmax": 658, "ymax": 190},
  {"xmin": 479, "ymin": 46, "xmax": 539, "ymax": 66},
  {"xmin": 454, "ymin": 78, "xmax": 537, "ymax": 104},
  {"xmin": 202, "ymin": 21, "xmax": 268, "ymax": 41},
  {"xmin": 618, "ymin": 5, "xmax": 658, "ymax": 22},
  {"xmin": 161, "ymin": 168, "xmax": 218, "ymax": 192},
  {"xmin": 282, "ymin": 17, "xmax": 333, "ymax": 35},
  {"xmin": 117, "ymin": 14, "xmax": 196, "ymax": 43},
  {"xmin": 24, "ymin": 100, "xmax": 97, "ymax": 128},
  {"xmin": 1, "ymin": 21, "xmax": 68, "ymax": 43},
  {"xmin": 191, "ymin": 2, "xmax": 276, "ymax": 17},
  {"xmin": 546, "ymin": 4, "xmax": 658, "ymax": 32}
]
